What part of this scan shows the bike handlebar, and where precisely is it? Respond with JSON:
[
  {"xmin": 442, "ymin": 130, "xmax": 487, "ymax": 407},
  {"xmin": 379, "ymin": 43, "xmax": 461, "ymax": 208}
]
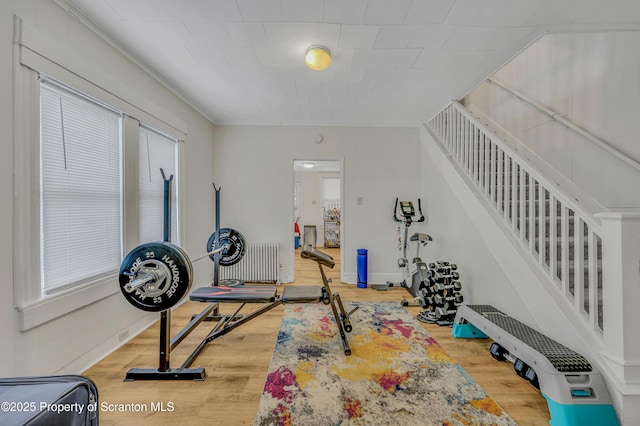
[
  {"xmin": 392, "ymin": 197, "xmax": 425, "ymax": 223},
  {"xmin": 416, "ymin": 199, "xmax": 425, "ymax": 222},
  {"xmin": 392, "ymin": 198, "xmax": 401, "ymax": 222}
]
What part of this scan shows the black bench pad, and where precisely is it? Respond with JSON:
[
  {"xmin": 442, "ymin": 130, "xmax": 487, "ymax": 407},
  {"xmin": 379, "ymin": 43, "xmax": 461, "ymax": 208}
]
[
  {"xmin": 189, "ymin": 286, "xmax": 277, "ymax": 303},
  {"xmin": 281, "ymin": 286, "xmax": 323, "ymax": 303},
  {"xmin": 301, "ymin": 246, "xmax": 335, "ymax": 268}
]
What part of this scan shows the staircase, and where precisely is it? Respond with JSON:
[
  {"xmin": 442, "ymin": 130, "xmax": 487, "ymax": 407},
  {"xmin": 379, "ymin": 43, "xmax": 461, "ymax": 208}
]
[
  {"xmin": 428, "ymin": 102, "xmax": 605, "ymax": 335},
  {"xmin": 425, "ymin": 101, "xmax": 640, "ymax": 424}
]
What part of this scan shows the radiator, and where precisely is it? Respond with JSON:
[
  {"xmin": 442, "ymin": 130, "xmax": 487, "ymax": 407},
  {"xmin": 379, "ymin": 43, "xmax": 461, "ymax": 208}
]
[{"xmin": 220, "ymin": 243, "xmax": 280, "ymax": 284}]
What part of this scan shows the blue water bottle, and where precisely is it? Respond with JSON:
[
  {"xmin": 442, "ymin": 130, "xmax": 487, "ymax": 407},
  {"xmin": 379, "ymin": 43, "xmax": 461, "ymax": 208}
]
[{"xmin": 357, "ymin": 249, "xmax": 368, "ymax": 288}]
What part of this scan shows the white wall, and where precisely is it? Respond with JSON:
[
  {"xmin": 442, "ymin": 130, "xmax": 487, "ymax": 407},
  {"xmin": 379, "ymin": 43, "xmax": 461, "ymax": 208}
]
[
  {"xmin": 211, "ymin": 125, "xmax": 421, "ymax": 284},
  {"xmin": 463, "ymin": 31, "xmax": 640, "ymax": 209},
  {"xmin": 1, "ymin": 1, "xmax": 217, "ymax": 376}
]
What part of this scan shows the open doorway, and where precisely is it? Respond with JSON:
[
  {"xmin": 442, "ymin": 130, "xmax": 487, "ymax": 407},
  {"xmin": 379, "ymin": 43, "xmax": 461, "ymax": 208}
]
[{"xmin": 293, "ymin": 159, "xmax": 343, "ymax": 281}]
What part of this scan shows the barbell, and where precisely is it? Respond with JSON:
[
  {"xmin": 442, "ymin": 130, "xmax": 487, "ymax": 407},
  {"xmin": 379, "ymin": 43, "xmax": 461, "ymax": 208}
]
[{"xmin": 119, "ymin": 228, "xmax": 246, "ymax": 312}]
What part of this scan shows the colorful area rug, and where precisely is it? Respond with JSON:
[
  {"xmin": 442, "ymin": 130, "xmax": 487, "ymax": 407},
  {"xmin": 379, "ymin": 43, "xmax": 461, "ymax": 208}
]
[{"xmin": 254, "ymin": 302, "xmax": 516, "ymax": 425}]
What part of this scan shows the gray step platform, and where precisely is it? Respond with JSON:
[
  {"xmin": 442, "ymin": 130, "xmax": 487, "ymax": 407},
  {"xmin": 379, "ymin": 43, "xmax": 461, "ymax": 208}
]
[
  {"xmin": 453, "ymin": 304, "xmax": 618, "ymax": 426},
  {"xmin": 465, "ymin": 305, "xmax": 591, "ymax": 373}
]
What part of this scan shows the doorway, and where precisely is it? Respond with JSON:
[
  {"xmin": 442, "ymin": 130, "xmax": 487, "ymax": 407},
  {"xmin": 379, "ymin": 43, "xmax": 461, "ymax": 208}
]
[{"xmin": 292, "ymin": 159, "xmax": 343, "ymax": 281}]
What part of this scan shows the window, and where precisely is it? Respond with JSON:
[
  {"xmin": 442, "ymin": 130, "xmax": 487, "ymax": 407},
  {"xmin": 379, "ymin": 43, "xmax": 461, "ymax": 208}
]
[
  {"xmin": 38, "ymin": 78, "xmax": 182, "ymax": 297},
  {"xmin": 39, "ymin": 79, "xmax": 122, "ymax": 295},
  {"xmin": 13, "ymin": 19, "xmax": 187, "ymax": 330},
  {"xmin": 139, "ymin": 126, "xmax": 179, "ymax": 243}
]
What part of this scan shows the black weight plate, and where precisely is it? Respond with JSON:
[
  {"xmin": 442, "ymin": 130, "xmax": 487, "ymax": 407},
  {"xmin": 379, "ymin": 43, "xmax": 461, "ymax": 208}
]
[
  {"xmin": 119, "ymin": 241, "xmax": 193, "ymax": 312},
  {"xmin": 219, "ymin": 278, "xmax": 244, "ymax": 287},
  {"xmin": 207, "ymin": 228, "xmax": 246, "ymax": 266}
]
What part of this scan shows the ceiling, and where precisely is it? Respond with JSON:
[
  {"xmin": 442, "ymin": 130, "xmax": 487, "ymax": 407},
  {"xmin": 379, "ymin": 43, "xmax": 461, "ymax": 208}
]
[{"xmin": 57, "ymin": 0, "xmax": 640, "ymax": 127}]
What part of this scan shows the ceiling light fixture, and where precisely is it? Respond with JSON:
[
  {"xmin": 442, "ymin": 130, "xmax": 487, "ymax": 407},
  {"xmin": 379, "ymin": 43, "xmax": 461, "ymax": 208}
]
[
  {"xmin": 305, "ymin": 45, "xmax": 331, "ymax": 71},
  {"xmin": 302, "ymin": 162, "xmax": 315, "ymax": 169}
]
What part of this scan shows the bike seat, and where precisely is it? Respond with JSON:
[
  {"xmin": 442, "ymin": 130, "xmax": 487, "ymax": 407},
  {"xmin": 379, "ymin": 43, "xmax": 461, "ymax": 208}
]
[{"xmin": 410, "ymin": 233, "xmax": 432, "ymax": 243}]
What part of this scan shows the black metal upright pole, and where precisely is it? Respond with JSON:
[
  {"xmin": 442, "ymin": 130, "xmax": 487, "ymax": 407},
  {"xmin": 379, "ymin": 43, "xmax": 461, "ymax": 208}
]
[
  {"xmin": 213, "ymin": 183, "xmax": 221, "ymax": 286},
  {"xmin": 159, "ymin": 168, "xmax": 174, "ymax": 372},
  {"xmin": 161, "ymin": 168, "xmax": 174, "ymax": 243}
]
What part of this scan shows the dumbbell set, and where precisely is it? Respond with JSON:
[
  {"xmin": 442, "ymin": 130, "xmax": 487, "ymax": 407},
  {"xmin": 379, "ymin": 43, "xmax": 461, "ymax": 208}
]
[
  {"xmin": 417, "ymin": 261, "xmax": 463, "ymax": 325},
  {"xmin": 490, "ymin": 342, "xmax": 540, "ymax": 389}
]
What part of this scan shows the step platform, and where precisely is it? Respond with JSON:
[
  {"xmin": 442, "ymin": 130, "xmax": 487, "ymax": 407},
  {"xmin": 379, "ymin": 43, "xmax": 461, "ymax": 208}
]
[{"xmin": 452, "ymin": 304, "xmax": 619, "ymax": 426}]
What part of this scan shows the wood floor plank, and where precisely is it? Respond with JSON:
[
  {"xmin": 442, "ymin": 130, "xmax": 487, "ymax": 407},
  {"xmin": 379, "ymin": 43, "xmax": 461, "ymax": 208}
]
[{"xmin": 84, "ymin": 248, "xmax": 550, "ymax": 425}]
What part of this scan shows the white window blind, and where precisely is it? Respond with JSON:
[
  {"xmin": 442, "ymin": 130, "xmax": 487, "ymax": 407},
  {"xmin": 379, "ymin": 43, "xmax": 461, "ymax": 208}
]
[
  {"xmin": 40, "ymin": 80, "xmax": 122, "ymax": 294},
  {"xmin": 139, "ymin": 126, "xmax": 178, "ymax": 243}
]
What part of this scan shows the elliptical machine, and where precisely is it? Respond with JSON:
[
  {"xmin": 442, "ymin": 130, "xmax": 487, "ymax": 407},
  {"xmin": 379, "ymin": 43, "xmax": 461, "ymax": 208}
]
[{"xmin": 372, "ymin": 198, "xmax": 431, "ymax": 299}]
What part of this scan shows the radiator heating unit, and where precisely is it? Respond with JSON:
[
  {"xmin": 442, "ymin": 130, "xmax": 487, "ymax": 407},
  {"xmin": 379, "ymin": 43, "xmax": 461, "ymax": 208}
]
[{"xmin": 220, "ymin": 243, "xmax": 280, "ymax": 284}]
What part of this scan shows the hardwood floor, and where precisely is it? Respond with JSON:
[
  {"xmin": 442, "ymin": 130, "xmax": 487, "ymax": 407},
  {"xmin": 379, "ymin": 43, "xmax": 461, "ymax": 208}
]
[{"xmin": 84, "ymin": 248, "xmax": 550, "ymax": 425}]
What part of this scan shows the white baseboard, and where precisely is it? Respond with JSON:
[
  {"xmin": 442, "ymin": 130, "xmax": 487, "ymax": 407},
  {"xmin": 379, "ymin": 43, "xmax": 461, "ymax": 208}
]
[
  {"xmin": 341, "ymin": 272, "xmax": 401, "ymax": 286},
  {"xmin": 55, "ymin": 313, "xmax": 157, "ymax": 376}
]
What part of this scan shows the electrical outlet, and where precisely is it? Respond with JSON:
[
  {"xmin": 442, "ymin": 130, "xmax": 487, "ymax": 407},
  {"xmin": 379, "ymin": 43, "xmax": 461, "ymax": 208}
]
[{"xmin": 118, "ymin": 329, "xmax": 130, "ymax": 342}]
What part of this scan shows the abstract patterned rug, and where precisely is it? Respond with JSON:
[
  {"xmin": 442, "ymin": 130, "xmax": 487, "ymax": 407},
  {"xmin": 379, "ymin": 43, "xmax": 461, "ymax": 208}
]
[{"xmin": 254, "ymin": 302, "xmax": 516, "ymax": 425}]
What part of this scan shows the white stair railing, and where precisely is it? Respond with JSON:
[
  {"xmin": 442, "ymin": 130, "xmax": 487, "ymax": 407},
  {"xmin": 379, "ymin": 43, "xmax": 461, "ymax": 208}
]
[{"xmin": 427, "ymin": 102, "xmax": 605, "ymax": 337}]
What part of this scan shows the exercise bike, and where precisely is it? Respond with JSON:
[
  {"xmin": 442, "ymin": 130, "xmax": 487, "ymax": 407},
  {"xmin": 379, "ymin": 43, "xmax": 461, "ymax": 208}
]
[
  {"xmin": 373, "ymin": 198, "xmax": 464, "ymax": 324},
  {"xmin": 372, "ymin": 199, "xmax": 432, "ymax": 301}
]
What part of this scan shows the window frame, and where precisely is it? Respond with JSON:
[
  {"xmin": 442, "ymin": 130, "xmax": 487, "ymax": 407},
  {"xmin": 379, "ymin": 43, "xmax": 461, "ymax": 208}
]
[{"xmin": 13, "ymin": 18, "xmax": 187, "ymax": 330}]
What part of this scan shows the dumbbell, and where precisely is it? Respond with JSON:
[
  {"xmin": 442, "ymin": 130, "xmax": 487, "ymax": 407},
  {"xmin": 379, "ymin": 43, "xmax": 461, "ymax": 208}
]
[
  {"xmin": 434, "ymin": 306, "xmax": 457, "ymax": 320},
  {"xmin": 434, "ymin": 293, "xmax": 464, "ymax": 307},
  {"xmin": 489, "ymin": 342, "xmax": 510, "ymax": 362},
  {"xmin": 430, "ymin": 281, "xmax": 462, "ymax": 295},
  {"xmin": 430, "ymin": 272, "xmax": 460, "ymax": 285},
  {"xmin": 437, "ymin": 267, "xmax": 457, "ymax": 276},
  {"xmin": 421, "ymin": 294, "xmax": 436, "ymax": 308},
  {"xmin": 431, "ymin": 271, "xmax": 460, "ymax": 280},
  {"xmin": 514, "ymin": 358, "xmax": 540, "ymax": 390},
  {"xmin": 489, "ymin": 343, "xmax": 540, "ymax": 390},
  {"xmin": 429, "ymin": 261, "xmax": 451, "ymax": 268},
  {"xmin": 418, "ymin": 286, "xmax": 431, "ymax": 298},
  {"xmin": 429, "ymin": 262, "xmax": 458, "ymax": 273}
]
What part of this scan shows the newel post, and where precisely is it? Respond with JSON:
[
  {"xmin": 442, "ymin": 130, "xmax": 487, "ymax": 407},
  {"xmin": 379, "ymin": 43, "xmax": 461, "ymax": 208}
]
[{"xmin": 595, "ymin": 211, "xmax": 640, "ymax": 385}]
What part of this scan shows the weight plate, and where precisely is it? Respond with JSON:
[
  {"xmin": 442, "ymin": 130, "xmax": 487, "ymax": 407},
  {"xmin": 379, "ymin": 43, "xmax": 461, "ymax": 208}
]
[
  {"xmin": 219, "ymin": 278, "xmax": 244, "ymax": 287},
  {"xmin": 207, "ymin": 228, "xmax": 246, "ymax": 266},
  {"xmin": 119, "ymin": 241, "xmax": 193, "ymax": 312}
]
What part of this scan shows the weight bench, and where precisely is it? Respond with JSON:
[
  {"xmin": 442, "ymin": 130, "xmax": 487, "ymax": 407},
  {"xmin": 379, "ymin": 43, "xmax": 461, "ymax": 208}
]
[
  {"xmin": 177, "ymin": 247, "xmax": 357, "ymax": 375},
  {"xmin": 452, "ymin": 304, "xmax": 618, "ymax": 426}
]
